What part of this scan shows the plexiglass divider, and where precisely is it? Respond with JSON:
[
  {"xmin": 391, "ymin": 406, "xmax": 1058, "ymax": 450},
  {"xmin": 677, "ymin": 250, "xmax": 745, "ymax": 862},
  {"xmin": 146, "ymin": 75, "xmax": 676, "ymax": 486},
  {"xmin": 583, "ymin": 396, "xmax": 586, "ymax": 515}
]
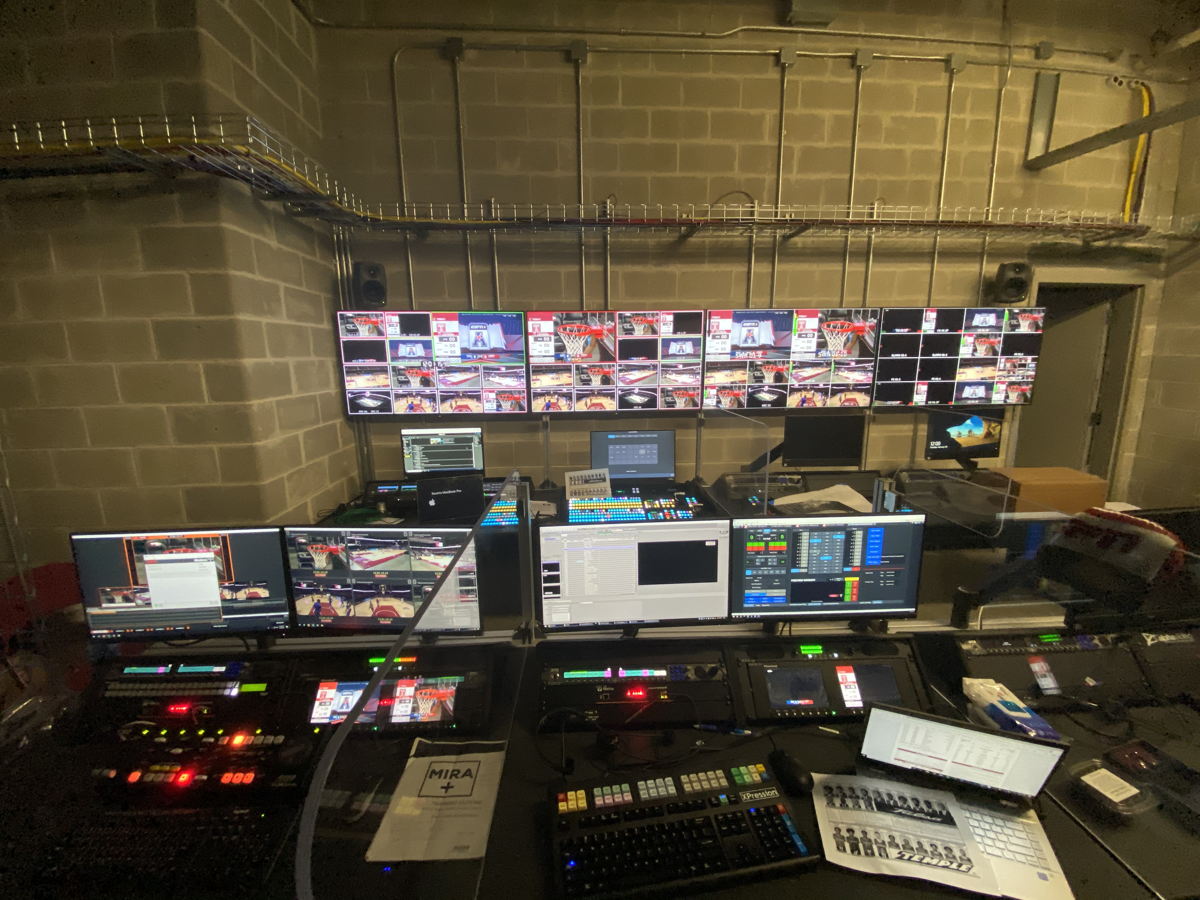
[
  {"xmin": 695, "ymin": 405, "xmax": 774, "ymax": 517},
  {"xmin": 300, "ymin": 471, "xmax": 530, "ymax": 899}
]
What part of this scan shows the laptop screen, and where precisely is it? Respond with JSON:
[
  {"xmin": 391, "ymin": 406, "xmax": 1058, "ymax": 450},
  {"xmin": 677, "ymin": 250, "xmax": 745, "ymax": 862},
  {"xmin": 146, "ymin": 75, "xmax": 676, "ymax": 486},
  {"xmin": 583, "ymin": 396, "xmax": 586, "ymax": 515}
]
[{"xmin": 861, "ymin": 705, "xmax": 1066, "ymax": 799}]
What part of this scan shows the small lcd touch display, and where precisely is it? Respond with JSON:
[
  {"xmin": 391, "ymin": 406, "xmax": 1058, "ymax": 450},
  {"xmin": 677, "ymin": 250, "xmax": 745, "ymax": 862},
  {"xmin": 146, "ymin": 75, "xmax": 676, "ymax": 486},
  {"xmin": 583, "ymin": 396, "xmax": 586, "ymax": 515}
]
[{"xmin": 764, "ymin": 666, "xmax": 830, "ymax": 710}]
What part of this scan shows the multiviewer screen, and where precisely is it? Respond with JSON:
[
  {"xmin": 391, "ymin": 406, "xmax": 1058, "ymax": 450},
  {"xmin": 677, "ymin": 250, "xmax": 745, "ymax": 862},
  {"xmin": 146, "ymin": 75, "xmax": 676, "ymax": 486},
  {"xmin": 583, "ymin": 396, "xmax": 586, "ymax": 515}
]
[
  {"xmin": 401, "ymin": 426, "xmax": 484, "ymax": 475},
  {"xmin": 284, "ymin": 526, "xmax": 479, "ymax": 634},
  {"xmin": 862, "ymin": 706, "xmax": 1065, "ymax": 799},
  {"xmin": 72, "ymin": 528, "xmax": 290, "ymax": 640},
  {"xmin": 730, "ymin": 514, "xmax": 925, "ymax": 619},
  {"xmin": 590, "ymin": 430, "xmax": 675, "ymax": 481},
  {"xmin": 538, "ymin": 520, "xmax": 730, "ymax": 629}
]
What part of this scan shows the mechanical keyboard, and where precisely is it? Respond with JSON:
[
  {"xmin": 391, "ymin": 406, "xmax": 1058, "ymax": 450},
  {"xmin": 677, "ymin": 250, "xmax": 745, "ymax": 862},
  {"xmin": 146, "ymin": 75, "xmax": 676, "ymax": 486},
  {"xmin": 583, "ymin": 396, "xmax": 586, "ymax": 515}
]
[{"xmin": 550, "ymin": 760, "xmax": 818, "ymax": 897}]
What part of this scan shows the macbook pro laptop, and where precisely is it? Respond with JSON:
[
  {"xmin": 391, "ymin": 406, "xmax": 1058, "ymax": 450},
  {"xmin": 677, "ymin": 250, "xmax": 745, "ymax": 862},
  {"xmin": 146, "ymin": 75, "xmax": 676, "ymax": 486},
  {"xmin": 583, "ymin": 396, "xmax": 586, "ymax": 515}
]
[{"xmin": 859, "ymin": 704, "xmax": 1073, "ymax": 900}]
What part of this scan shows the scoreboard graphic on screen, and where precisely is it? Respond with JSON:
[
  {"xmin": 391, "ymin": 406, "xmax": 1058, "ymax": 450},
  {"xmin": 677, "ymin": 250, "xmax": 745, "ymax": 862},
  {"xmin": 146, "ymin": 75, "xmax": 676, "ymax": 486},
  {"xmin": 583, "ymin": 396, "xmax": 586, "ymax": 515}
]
[
  {"xmin": 337, "ymin": 310, "xmax": 527, "ymax": 416},
  {"xmin": 872, "ymin": 307, "xmax": 1043, "ymax": 406},
  {"xmin": 702, "ymin": 308, "xmax": 879, "ymax": 410}
]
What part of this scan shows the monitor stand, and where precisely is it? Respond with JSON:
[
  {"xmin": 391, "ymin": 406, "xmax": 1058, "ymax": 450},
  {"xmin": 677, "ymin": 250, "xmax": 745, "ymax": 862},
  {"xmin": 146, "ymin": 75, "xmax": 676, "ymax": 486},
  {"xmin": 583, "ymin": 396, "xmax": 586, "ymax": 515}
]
[
  {"xmin": 847, "ymin": 618, "xmax": 890, "ymax": 635},
  {"xmin": 254, "ymin": 635, "xmax": 276, "ymax": 651},
  {"xmin": 620, "ymin": 625, "xmax": 640, "ymax": 638},
  {"xmin": 419, "ymin": 633, "xmax": 440, "ymax": 645},
  {"xmin": 954, "ymin": 454, "xmax": 980, "ymax": 476}
]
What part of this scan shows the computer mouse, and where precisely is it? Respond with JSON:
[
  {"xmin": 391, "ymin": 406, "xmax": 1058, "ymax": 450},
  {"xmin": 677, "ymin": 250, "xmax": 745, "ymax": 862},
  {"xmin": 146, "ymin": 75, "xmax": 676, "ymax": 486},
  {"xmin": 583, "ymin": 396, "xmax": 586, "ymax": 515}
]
[{"xmin": 768, "ymin": 749, "xmax": 814, "ymax": 795}]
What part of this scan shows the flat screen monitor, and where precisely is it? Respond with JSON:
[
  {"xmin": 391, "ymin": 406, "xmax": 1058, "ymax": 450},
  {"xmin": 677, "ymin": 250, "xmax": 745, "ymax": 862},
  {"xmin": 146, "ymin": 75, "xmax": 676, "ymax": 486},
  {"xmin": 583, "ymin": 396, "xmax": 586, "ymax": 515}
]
[
  {"xmin": 401, "ymin": 426, "xmax": 484, "ymax": 475},
  {"xmin": 924, "ymin": 407, "xmax": 1004, "ymax": 460},
  {"xmin": 284, "ymin": 526, "xmax": 479, "ymax": 634},
  {"xmin": 526, "ymin": 310, "xmax": 704, "ymax": 412},
  {"xmin": 538, "ymin": 519, "xmax": 730, "ymax": 629},
  {"xmin": 782, "ymin": 413, "xmax": 867, "ymax": 467},
  {"xmin": 861, "ymin": 704, "xmax": 1066, "ymax": 799},
  {"xmin": 590, "ymin": 430, "xmax": 675, "ymax": 481},
  {"xmin": 309, "ymin": 675, "xmax": 465, "ymax": 725},
  {"xmin": 729, "ymin": 514, "xmax": 925, "ymax": 620},
  {"xmin": 873, "ymin": 306, "xmax": 1042, "ymax": 407},
  {"xmin": 72, "ymin": 528, "xmax": 290, "ymax": 640},
  {"xmin": 336, "ymin": 310, "xmax": 527, "ymax": 416},
  {"xmin": 702, "ymin": 308, "xmax": 879, "ymax": 410}
]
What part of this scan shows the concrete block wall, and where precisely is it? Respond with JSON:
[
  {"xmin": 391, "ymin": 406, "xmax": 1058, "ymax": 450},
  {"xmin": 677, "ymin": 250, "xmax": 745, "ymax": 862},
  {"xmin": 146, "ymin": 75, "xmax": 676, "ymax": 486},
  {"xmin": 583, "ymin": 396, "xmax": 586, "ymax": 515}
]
[
  {"xmin": 0, "ymin": 176, "xmax": 355, "ymax": 575},
  {"xmin": 314, "ymin": 0, "xmax": 1191, "ymax": 494}
]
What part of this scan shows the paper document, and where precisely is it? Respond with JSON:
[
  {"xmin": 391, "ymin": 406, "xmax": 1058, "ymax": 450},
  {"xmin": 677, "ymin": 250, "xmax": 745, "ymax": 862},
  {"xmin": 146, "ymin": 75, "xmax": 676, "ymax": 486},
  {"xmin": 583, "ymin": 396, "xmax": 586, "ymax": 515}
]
[
  {"xmin": 366, "ymin": 739, "xmax": 506, "ymax": 862},
  {"xmin": 813, "ymin": 772, "xmax": 1000, "ymax": 896},
  {"xmin": 565, "ymin": 468, "xmax": 613, "ymax": 499}
]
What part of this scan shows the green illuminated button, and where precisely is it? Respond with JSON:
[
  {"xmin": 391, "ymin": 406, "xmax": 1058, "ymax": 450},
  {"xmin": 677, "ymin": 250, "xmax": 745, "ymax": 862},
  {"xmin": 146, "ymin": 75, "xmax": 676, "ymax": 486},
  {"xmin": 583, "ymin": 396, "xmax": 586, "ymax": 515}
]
[
  {"xmin": 799, "ymin": 644, "xmax": 823, "ymax": 655},
  {"xmin": 239, "ymin": 682, "xmax": 267, "ymax": 693}
]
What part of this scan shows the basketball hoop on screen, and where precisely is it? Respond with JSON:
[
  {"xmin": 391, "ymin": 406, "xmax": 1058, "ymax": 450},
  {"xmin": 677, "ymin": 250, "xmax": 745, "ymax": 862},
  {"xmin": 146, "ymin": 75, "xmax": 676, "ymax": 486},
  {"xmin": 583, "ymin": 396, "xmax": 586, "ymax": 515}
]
[
  {"xmin": 588, "ymin": 366, "xmax": 613, "ymax": 383},
  {"xmin": 717, "ymin": 389, "xmax": 742, "ymax": 408},
  {"xmin": 353, "ymin": 315, "xmax": 380, "ymax": 334},
  {"xmin": 558, "ymin": 322, "xmax": 597, "ymax": 359},
  {"xmin": 1017, "ymin": 312, "xmax": 1043, "ymax": 332},
  {"xmin": 498, "ymin": 392, "xmax": 524, "ymax": 409},
  {"xmin": 307, "ymin": 545, "xmax": 332, "ymax": 569},
  {"xmin": 673, "ymin": 390, "xmax": 698, "ymax": 407},
  {"xmin": 822, "ymin": 319, "xmax": 871, "ymax": 357},
  {"xmin": 974, "ymin": 336, "xmax": 1001, "ymax": 357},
  {"xmin": 1006, "ymin": 383, "xmax": 1032, "ymax": 403},
  {"xmin": 415, "ymin": 691, "xmax": 437, "ymax": 719},
  {"xmin": 761, "ymin": 363, "xmax": 789, "ymax": 383},
  {"xmin": 631, "ymin": 315, "xmax": 656, "ymax": 335}
]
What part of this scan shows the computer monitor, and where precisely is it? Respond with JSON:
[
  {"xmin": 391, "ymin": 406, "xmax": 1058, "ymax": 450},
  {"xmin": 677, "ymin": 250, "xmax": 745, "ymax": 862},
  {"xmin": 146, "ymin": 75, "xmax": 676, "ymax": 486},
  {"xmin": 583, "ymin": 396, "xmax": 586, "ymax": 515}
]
[
  {"xmin": 782, "ymin": 413, "xmax": 866, "ymax": 468},
  {"xmin": 703, "ymin": 308, "xmax": 879, "ymax": 410},
  {"xmin": 401, "ymin": 426, "xmax": 484, "ymax": 476},
  {"xmin": 729, "ymin": 514, "xmax": 925, "ymax": 620},
  {"xmin": 71, "ymin": 528, "xmax": 290, "ymax": 640},
  {"xmin": 873, "ymin": 306, "xmax": 1042, "ymax": 407},
  {"xmin": 589, "ymin": 430, "xmax": 676, "ymax": 481},
  {"xmin": 336, "ymin": 309, "xmax": 527, "ymax": 416},
  {"xmin": 538, "ymin": 519, "xmax": 730, "ymax": 630},
  {"xmin": 924, "ymin": 408, "xmax": 1004, "ymax": 460},
  {"xmin": 284, "ymin": 526, "xmax": 480, "ymax": 634},
  {"xmin": 525, "ymin": 310, "xmax": 705, "ymax": 413}
]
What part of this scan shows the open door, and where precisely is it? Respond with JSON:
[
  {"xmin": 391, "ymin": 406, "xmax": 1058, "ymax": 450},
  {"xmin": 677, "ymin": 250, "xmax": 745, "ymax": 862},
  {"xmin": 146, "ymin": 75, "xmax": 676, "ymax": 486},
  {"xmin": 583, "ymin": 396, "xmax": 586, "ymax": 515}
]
[{"xmin": 1013, "ymin": 284, "xmax": 1138, "ymax": 480}]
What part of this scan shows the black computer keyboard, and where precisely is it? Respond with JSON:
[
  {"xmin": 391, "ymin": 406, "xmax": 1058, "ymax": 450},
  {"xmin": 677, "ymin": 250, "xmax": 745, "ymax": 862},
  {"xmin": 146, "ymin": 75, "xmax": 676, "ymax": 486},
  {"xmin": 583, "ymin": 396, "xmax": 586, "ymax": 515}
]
[
  {"xmin": 550, "ymin": 761, "xmax": 818, "ymax": 897},
  {"xmin": 35, "ymin": 806, "xmax": 293, "ymax": 895}
]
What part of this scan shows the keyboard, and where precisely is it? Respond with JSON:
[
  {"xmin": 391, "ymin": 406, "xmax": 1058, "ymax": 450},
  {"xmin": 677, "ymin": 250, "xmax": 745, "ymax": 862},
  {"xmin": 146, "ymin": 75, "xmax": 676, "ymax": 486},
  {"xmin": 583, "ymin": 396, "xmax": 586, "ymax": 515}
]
[
  {"xmin": 33, "ymin": 806, "xmax": 294, "ymax": 895},
  {"xmin": 550, "ymin": 760, "xmax": 818, "ymax": 897},
  {"xmin": 960, "ymin": 804, "xmax": 1051, "ymax": 868}
]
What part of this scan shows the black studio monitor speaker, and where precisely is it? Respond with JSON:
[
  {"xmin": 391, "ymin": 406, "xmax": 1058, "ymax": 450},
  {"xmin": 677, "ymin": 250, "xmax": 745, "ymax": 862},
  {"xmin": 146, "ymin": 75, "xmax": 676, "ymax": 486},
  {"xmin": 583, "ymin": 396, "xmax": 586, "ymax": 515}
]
[
  {"xmin": 353, "ymin": 261, "xmax": 388, "ymax": 308},
  {"xmin": 992, "ymin": 261, "xmax": 1033, "ymax": 304}
]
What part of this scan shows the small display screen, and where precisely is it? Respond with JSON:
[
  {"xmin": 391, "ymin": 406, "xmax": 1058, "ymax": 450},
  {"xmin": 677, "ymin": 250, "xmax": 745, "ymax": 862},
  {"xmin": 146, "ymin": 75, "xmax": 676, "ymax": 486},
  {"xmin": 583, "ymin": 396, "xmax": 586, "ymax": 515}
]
[
  {"xmin": 924, "ymin": 408, "xmax": 1004, "ymax": 460},
  {"xmin": 309, "ymin": 677, "xmax": 464, "ymax": 725},
  {"xmin": 401, "ymin": 427, "xmax": 484, "ymax": 474},
  {"xmin": 337, "ymin": 310, "xmax": 527, "ymax": 416},
  {"xmin": 764, "ymin": 666, "xmax": 830, "ymax": 710},
  {"xmin": 702, "ymin": 308, "xmax": 879, "ymax": 410},
  {"xmin": 836, "ymin": 664, "xmax": 903, "ymax": 709}
]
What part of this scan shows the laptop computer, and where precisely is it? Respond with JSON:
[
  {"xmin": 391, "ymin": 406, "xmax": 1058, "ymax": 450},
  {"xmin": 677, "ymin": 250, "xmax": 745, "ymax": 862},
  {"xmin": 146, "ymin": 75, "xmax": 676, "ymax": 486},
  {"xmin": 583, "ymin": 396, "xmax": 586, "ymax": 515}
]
[{"xmin": 859, "ymin": 704, "xmax": 1073, "ymax": 900}]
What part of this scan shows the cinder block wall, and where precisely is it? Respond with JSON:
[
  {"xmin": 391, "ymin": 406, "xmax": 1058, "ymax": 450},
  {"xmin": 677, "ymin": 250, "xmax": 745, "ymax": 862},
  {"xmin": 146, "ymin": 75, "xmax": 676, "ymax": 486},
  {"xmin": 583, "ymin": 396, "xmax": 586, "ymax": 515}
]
[
  {"xmin": 0, "ymin": 0, "xmax": 354, "ymax": 581},
  {"xmin": 314, "ymin": 0, "xmax": 1189, "ymax": 495}
]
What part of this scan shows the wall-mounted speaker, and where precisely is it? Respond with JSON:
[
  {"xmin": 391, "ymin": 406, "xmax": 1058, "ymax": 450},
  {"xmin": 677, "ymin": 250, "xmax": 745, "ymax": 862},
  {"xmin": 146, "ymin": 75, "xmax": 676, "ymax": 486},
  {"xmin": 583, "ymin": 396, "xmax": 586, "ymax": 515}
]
[
  {"xmin": 992, "ymin": 261, "xmax": 1033, "ymax": 304},
  {"xmin": 353, "ymin": 262, "xmax": 387, "ymax": 308}
]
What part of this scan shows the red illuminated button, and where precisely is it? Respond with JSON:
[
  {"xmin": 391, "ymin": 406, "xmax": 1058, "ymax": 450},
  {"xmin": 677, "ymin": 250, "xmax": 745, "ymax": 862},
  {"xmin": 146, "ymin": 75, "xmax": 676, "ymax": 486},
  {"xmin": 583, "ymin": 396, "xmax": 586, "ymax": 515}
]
[
  {"xmin": 230, "ymin": 733, "xmax": 250, "ymax": 748},
  {"xmin": 220, "ymin": 772, "xmax": 233, "ymax": 784},
  {"xmin": 231, "ymin": 772, "xmax": 245, "ymax": 784},
  {"xmin": 166, "ymin": 703, "xmax": 191, "ymax": 715},
  {"xmin": 625, "ymin": 686, "xmax": 647, "ymax": 700},
  {"xmin": 126, "ymin": 770, "xmax": 143, "ymax": 784},
  {"xmin": 243, "ymin": 772, "xmax": 256, "ymax": 785},
  {"xmin": 174, "ymin": 770, "xmax": 196, "ymax": 787}
]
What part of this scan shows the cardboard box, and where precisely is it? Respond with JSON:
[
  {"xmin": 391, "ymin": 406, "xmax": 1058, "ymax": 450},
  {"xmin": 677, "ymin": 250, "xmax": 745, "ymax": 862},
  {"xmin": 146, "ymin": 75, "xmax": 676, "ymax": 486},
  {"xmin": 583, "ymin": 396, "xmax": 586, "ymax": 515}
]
[{"xmin": 980, "ymin": 466, "xmax": 1108, "ymax": 515}]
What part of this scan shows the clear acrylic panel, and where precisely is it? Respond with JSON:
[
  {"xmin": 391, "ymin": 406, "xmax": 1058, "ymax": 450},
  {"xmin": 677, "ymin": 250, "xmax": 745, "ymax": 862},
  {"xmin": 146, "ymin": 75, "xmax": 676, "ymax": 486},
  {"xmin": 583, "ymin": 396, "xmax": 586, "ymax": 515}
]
[
  {"xmin": 695, "ymin": 405, "xmax": 774, "ymax": 517},
  {"xmin": 299, "ymin": 471, "xmax": 529, "ymax": 900}
]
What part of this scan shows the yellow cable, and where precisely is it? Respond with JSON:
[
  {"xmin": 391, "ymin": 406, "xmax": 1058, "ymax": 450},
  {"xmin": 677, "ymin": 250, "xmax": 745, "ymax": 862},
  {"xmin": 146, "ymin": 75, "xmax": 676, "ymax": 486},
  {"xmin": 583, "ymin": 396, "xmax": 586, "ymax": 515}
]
[{"xmin": 1122, "ymin": 84, "xmax": 1151, "ymax": 222}]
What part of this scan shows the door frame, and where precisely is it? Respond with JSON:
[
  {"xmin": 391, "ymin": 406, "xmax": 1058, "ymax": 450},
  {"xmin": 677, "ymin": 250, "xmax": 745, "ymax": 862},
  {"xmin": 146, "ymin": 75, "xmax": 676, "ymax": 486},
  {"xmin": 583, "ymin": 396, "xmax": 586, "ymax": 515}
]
[{"xmin": 1026, "ymin": 264, "xmax": 1158, "ymax": 502}]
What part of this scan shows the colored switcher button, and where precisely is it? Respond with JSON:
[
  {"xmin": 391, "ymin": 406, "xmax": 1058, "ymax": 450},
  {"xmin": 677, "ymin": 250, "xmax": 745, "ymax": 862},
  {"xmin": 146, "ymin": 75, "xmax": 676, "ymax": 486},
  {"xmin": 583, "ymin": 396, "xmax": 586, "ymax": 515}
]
[
  {"xmin": 557, "ymin": 789, "xmax": 588, "ymax": 813},
  {"xmin": 635, "ymin": 777, "xmax": 678, "ymax": 801},
  {"xmin": 592, "ymin": 783, "xmax": 633, "ymax": 809},
  {"xmin": 680, "ymin": 770, "xmax": 730, "ymax": 794},
  {"xmin": 730, "ymin": 764, "xmax": 768, "ymax": 785}
]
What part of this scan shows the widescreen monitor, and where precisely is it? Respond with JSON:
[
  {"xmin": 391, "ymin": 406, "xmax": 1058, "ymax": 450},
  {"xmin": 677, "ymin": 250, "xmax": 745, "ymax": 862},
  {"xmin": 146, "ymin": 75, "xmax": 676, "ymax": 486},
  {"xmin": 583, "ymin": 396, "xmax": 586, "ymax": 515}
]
[
  {"xmin": 401, "ymin": 426, "xmax": 484, "ymax": 475},
  {"xmin": 336, "ymin": 310, "xmax": 527, "ymax": 416},
  {"xmin": 526, "ymin": 309, "xmax": 704, "ymax": 412},
  {"xmin": 782, "ymin": 412, "xmax": 867, "ymax": 468},
  {"xmin": 873, "ymin": 306, "xmax": 1042, "ymax": 407},
  {"xmin": 72, "ymin": 528, "xmax": 290, "ymax": 640},
  {"xmin": 538, "ymin": 519, "xmax": 730, "ymax": 629},
  {"xmin": 924, "ymin": 408, "xmax": 1004, "ymax": 460},
  {"xmin": 590, "ymin": 430, "xmax": 675, "ymax": 481},
  {"xmin": 284, "ymin": 526, "xmax": 480, "ymax": 634},
  {"xmin": 729, "ymin": 514, "xmax": 925, "ymax": 620},
  {"xmin": 702, "ymin": 308, "xmax": 879, "ymax": 410}
]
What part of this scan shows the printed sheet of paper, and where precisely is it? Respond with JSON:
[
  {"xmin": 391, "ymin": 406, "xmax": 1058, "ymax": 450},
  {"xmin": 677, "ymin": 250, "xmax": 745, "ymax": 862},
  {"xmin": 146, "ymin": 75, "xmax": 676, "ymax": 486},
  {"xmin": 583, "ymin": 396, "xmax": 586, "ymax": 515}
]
[
  {"xmin": 813, "ymin": 772, "xmax": 1001, "ymax": 897},
  {"xmin": 565, "ymin": 467, "xmax": 613, "ymax": 500},
  {"xmin": 366, "ymin": 739, "xmax": 506, "ymax": 862}
]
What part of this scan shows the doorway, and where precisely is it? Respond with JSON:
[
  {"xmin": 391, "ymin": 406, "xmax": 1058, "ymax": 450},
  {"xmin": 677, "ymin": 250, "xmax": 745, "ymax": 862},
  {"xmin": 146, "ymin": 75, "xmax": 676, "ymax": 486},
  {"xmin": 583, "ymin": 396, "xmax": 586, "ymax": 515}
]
[{"xmin": 1012, "ymin": 283, "xmax": 1139, "ymax": 480}]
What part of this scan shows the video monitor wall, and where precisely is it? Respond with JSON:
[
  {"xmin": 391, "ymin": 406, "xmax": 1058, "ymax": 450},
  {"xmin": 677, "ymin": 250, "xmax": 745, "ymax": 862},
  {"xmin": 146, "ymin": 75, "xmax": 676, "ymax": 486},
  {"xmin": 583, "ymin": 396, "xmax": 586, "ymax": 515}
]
[
  {"xmin": 702, "ymin": 308, "xmax": 879, "ymax": 410},
  {"xmin": 873, "ymin": 307, "xmax": 1043, "ymax": 406},
  {"xmin": 337, "ymin": 310, "xmax": 527, "ymax": 417},
  {"xmin": 526, "ymin": 310, "xmax": 705, "ymax": 413}
]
